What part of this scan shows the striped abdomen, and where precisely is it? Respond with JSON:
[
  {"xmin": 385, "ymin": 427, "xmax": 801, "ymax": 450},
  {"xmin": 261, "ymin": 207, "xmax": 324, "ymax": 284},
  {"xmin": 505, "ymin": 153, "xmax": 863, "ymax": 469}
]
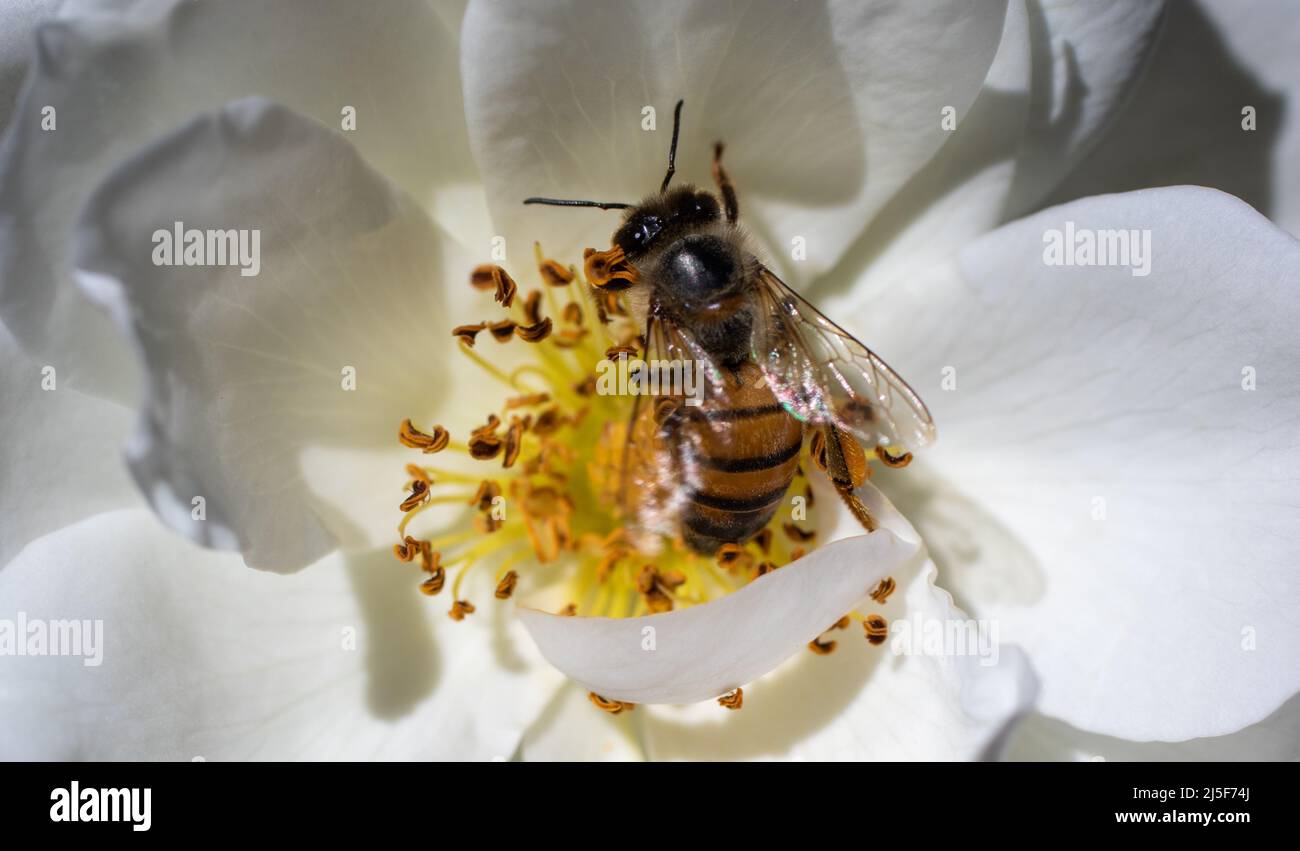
[{"xmin": 667, "ymin": 361, "xmax": 803, "ymax": 554}]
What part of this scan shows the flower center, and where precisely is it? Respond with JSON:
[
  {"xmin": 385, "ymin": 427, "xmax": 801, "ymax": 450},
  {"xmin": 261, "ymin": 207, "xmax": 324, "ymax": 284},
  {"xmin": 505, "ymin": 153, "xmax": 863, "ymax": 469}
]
[{"xmin": 391, "ymin": 244, "xmax": 839, "ymax": 622}]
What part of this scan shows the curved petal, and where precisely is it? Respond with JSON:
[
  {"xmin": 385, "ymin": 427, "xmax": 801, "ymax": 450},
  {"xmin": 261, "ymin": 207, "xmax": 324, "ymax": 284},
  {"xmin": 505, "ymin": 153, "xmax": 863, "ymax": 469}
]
[
  {"xmin": 847, "ymin": 186, "xmax": 1300, "ymax": 741},
  {"xmin": 818, "ymin": 0, "xmax": 1167, "ymax": 301},
  {"xmin": 641, "ymin": 566, "xmax": 1040, "ymax": 761},
  {"xmin": 74, "ymin": 98, "xmax": 476, "ymax": 571},
  {"xmin": 518, "ymin": 480, "xmax": 925, "ymax": 705},
  {"xmin": 1048, "ymin": 0, "xmax": 1300, "ymax": 237},
  {"xmin": 0, "ymin": 327, "xmax": 138, "ymax": 567},
  {"xmin": 461, "ymin": 0, "xmax": 1006, "ymax": 284},
  {"xmin": 637, "ymin": 482, "xmax": 1038, "ymax": 760},
  {"xmin": 0, "ymin": 0, "xmax": 473, "ymax": 396},
  {"xmin": 519, "ymin": 532, "xmax": 919, "ymax": 705},
  {"xmin": 0, "ymin": 509, "xmax": 552, "ymax": 760}
]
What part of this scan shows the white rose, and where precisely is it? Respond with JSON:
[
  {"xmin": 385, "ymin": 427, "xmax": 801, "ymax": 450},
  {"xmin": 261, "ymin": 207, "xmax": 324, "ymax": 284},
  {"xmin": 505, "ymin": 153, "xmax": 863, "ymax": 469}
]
[{"xmin": 1, "ymin": 0, "xmax": 1297, "ymax": 762}]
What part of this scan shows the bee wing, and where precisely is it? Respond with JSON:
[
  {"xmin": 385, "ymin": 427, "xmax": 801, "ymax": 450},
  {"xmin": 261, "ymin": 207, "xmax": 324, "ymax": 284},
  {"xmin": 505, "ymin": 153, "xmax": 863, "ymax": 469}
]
[
  {"xmin": 618, "ymin": 306, "xmax": 725, "ymax": 538},
  {"xmin": 750, "ymin": 264, "xmax": 936, "ymax": 451}
]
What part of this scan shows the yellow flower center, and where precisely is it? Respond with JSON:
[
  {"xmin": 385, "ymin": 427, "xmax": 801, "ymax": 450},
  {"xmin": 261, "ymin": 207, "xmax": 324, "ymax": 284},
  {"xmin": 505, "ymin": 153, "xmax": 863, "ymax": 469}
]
[{"xmin": 391, "ymin": 244, "xmax": 831, "ymax": 621}]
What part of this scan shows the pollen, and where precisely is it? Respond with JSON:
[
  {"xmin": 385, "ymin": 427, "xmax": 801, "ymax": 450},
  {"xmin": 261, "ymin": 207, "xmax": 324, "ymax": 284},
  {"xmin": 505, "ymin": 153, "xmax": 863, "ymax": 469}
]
[{"xmin": 718, "ymin": 688, "xmax": 744, "ymax": 710}]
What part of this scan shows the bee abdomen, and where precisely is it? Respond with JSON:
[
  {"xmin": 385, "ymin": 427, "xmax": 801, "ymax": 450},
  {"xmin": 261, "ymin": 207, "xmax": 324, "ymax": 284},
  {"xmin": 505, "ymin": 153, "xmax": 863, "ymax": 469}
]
[{"xmin": 672, "ymin": 400, "xmax": 803, "ymax": 554}]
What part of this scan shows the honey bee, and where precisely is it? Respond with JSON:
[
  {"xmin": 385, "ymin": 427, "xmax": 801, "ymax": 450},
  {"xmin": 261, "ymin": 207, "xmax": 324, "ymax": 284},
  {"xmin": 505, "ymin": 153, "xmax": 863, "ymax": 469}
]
[{"xmin": 524, "ymin": 101, "xmax": 935, "ymax": 554}]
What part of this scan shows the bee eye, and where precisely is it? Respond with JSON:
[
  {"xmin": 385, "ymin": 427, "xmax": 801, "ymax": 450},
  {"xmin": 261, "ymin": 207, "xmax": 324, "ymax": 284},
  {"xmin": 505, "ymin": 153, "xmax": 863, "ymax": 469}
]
[{"xmin": 691, "ymin": 194, "xmax": 720, "ymax": 220}]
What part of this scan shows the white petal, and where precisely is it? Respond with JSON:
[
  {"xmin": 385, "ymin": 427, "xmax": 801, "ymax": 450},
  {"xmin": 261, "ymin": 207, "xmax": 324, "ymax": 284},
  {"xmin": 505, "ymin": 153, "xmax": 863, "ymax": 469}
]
[
  {"xmin": 1049, "ymin": 0, "xmax": 1300, "ymax": 237},
  {"xmin": 848, "ymin": 186, "xmax": 1300, "ymax": 740},
  {"xmin": 1002, "ymin": 0, "xmax": 1168, "ymax": 214},
  {"xmin": 1008, "ymin": 694, "xmax": 1300, "ymax": 761},
  {"xmin": 519, "ymin": 685, "xmax": 647, "ymax": 762},
  {"xmin": 0, "ymin": 509, "xmax": 552, "ymax": 760},
  {"xmin": 637, "ymin": 482, "xmax": 1038, "ymax": 760},
  {"xmin": 518, "ymin": 505, "xmax": 922, "ymax": 705},
  {"xmin": 820, "ymin": 0, "xmax": 1166, "ymax": 301},
  {"xmin": 0, "ymin": 0, "xmax": 472, "ymax": 395},
  {"xmin": 461, "ymin": 0, "xmax": 1006, "ymax": 283},
  {"xmin": 74, "ymin": 98, "xmax": 476, "ymax": 571},
  {"xmin": 0, "ymin": 326, "xmax": 137, "ymax": 566},
  {"xmin": 0, "ymin": 0, "xmax": 56, "ymax": 121}
]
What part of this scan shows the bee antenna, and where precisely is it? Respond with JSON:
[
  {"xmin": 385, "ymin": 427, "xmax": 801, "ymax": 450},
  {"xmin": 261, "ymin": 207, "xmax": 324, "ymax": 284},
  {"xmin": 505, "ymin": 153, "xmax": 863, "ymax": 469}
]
[
  {"xmin": 522, "ymin": 197, "xmax": 633, "ymax": 210},
  {"xmin": 660, "ymin": 99, "xmax": 684, "ymax": 194}
]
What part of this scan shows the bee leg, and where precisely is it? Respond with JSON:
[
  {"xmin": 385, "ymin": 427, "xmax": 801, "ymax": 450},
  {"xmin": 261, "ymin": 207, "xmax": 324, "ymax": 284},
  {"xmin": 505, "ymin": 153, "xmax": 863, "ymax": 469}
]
[
  {"xmin": 835, "ymin": 486, "xmax": 877, "ymax": 534},
  {"xmin": 821, "ymin": 425, "xmax": 877, "ymax": 533},
  {"xmin": 712, "ymin": 141, "xmax": 739, "ymax": 223}
]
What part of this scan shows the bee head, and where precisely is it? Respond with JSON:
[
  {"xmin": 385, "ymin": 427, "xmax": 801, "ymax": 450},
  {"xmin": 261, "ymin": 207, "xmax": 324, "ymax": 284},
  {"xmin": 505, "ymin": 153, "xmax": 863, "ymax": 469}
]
[{"xmin": 613, "ymin": 188, "xmax": 721, "ymax": 259}]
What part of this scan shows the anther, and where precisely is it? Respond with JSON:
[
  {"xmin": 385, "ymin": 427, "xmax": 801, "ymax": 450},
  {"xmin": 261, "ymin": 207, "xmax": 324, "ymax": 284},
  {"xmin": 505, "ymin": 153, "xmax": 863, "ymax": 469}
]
[
  {"xmin": 523, "ymin": 290, "xmax": 544, "ymax": 325},
  {"xmin": 449, "ymin": 599, "xmax": 476, "ymax": 620},
  {"xmin": 452, "ymin": 322, "xmax": 487, "ymax": 347},
  {"xmin": 716, "ymin": 543, "xmax": 753, "ymax": 573},
  {"xmin": 393, "ymin": 535, "xmax": 424, "ymax": 562},
  {"xmin": 471, "ymin": 264, "xmax": 518, "ymax": 308},
  {"xmin": 583, "ymin": 246, "xmax": 639, "ymax": 291},
  {"xmin": 400, "ymin": 479, "xmax": 430, "ymax": 512},
  {"xmin": 515, "ymin": 317, "xmax": 553, "ymax": 342},
  {"xmin": 468, "ymin": 418, "xmax": 504, "ymax": 460},
  {"xmin": 875, "ymin": 445, "xmax": 913, "ymax": 468},
  {"xmin": 589, "ymin": 693, "xmax": 634, "ymax": 714},
  {"xmin": 502, "ymin": 419, "xmax": 525, "ymax": 468},
  {"xmin": 637, "ymin": 564, "xmax": 677, "ymax": 614},
  {"xmin": 420, "ymin": 567, "xmax": 446, "ymax": 596},
  {"xmin": 538, "ymin": 258, "xmax": 574, "ymax": 287},
  {"xmin": 808, "ymin": 636, "xmax": 836, "ymax": 655},
  {"xmin": 870, "ymin": 577, "xmax": 896, "ymax": 604},
  {"xmin": 605, "ymin": 344, "xmax": 638, "ymax": 360},
  {"xmin": 487, "ymin": 319, "xmax": 517, "ymax": 342},
  {"xmin": 469, "ymin": 479, "xmax": 502, "ymax": 511},
  {"xmin": 782, "ymin": 522, "xmax": 816, "ymax": 543},
  {"xmin": 495, "ymin": 570, "xmax": 519, "ymax": 600},
  {"xmin": 718, "ymin": 688, "xmax": 743, "ymax": 710},
  {"xmin": 532, "ymin": 407, "xmax": 566, "ymax": 436},
  {"xmin": 399, "ymin": 419, "xmax": 450, "ymax": 453},
  {"xmin": 863, "ymin": 614, "xmax": 889, "ymax": 646}
]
